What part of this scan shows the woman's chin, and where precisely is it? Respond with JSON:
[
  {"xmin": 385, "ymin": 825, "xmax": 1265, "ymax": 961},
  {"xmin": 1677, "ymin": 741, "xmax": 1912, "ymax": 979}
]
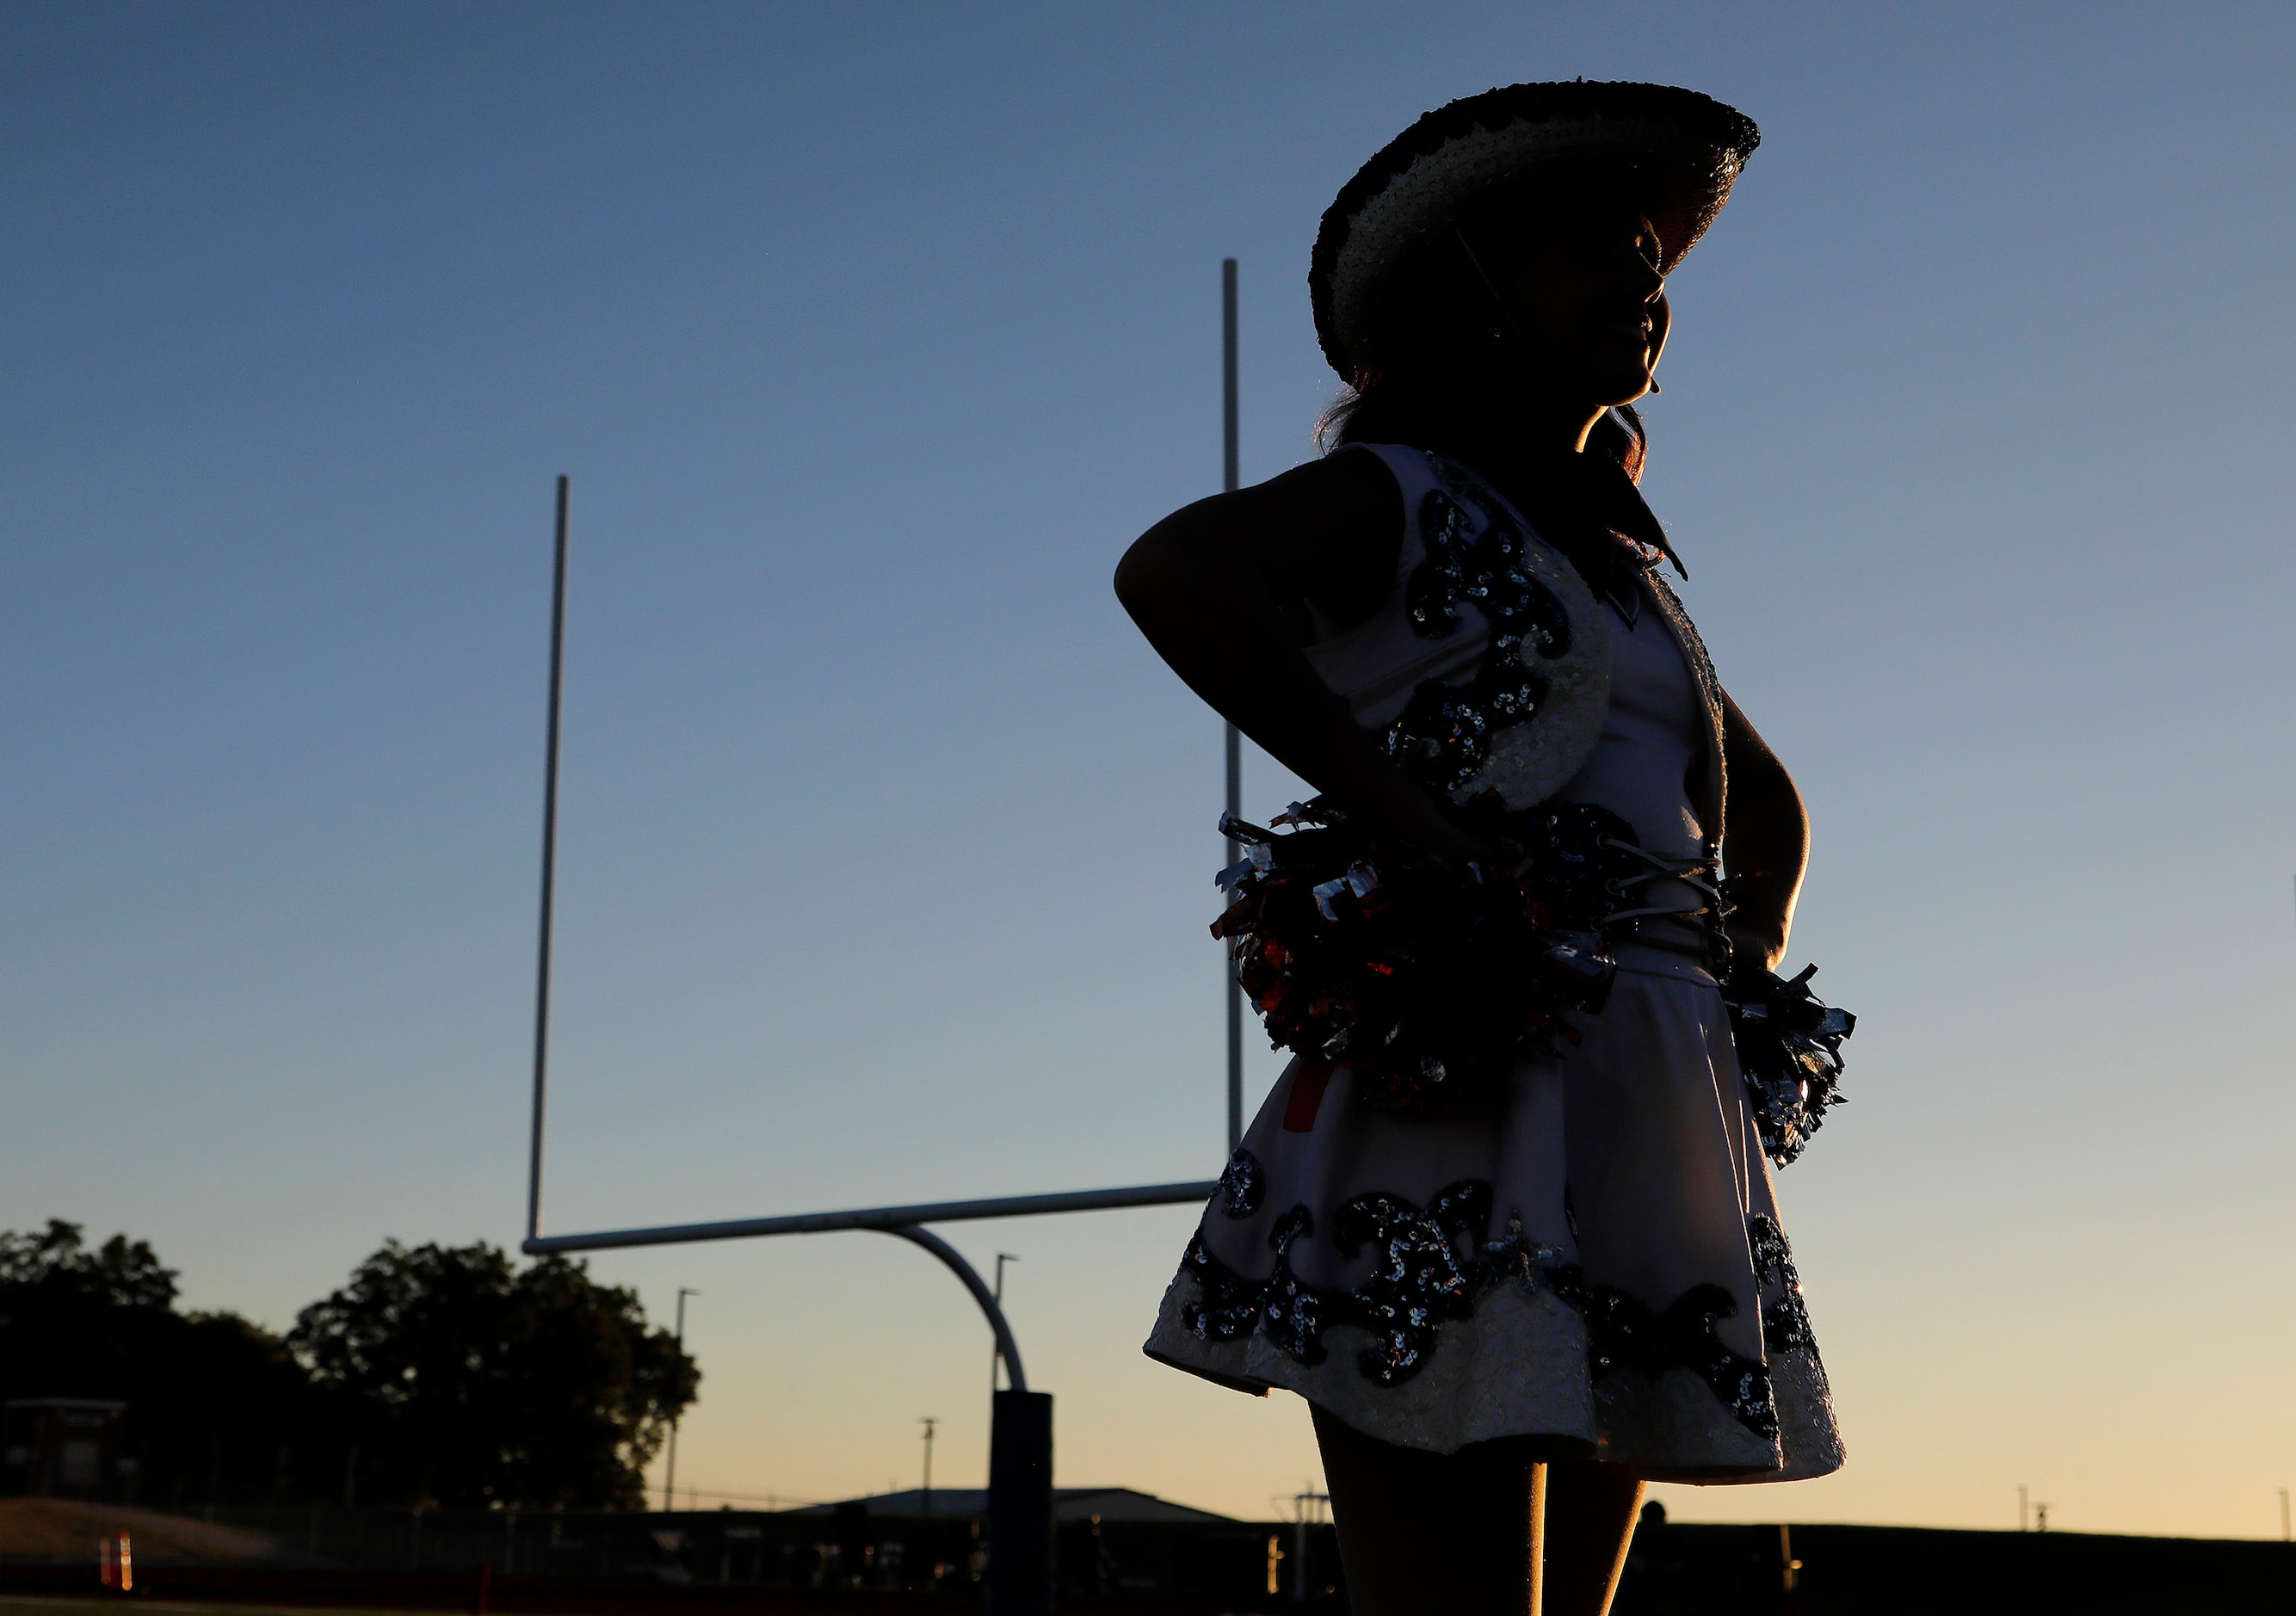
[
  {"xmin": 1551, "ymin": 356, "xmax": 1655, "ymax": 410},
  {"xmin": 1602, "ymin": 363, "xmax": 1658, "ymax": 405}
]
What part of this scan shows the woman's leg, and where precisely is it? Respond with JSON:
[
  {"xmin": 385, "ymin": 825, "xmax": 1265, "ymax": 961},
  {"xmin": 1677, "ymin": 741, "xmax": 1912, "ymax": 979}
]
[
  {"xmin": 1540, "ymin": 1459, "xmax": 1645, "ymax": 1616},
  {"xmin": 1312, "ymin": 1403, "xmax": 1545, "ymax": 1616},
  {"xmin": 1312, "ymin": 1406, "xmax": 1645, "ymax": 1616}
]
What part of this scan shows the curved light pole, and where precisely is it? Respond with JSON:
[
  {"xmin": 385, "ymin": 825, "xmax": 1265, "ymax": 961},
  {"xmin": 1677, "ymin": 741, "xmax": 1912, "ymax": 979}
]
[
  {"xmin": 882, "ymin": 1227, "xmax": 1047, "ymax": 1616},
  {"xmin": 883, "ymin": 1225, "xmax": 1025, "ymax": 1390}
]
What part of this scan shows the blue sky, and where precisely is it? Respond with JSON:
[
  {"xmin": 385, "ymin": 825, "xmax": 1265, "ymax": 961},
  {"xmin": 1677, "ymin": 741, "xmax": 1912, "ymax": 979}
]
[{"xmin": 5, "ymin": 3, "xmax": 2294, "ymax": 1533}]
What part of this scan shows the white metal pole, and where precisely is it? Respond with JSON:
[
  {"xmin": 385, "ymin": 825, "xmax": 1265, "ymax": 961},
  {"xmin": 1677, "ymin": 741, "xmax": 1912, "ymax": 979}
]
[
  {"xmin": 1222, "ymin": 259, "xmax": 1244, "ymax": 1154},
  {"xmin": 528, "ymin": 477, "xmax": 571, "ymax": 1244}
]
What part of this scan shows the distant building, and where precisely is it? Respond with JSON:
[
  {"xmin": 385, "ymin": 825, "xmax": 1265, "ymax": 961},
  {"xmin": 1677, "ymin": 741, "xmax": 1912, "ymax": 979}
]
[
  {"xmin": 786, "ymin": 1485, "xmax": 1236, "ymax": 1525},
  {"xmin": 782, "ymin": 1486, "xmax": 1330, "ymax": 1598},
  {"xmin": 2, "ymin": 1399, "xmax": 127, "ymax": 1497}
]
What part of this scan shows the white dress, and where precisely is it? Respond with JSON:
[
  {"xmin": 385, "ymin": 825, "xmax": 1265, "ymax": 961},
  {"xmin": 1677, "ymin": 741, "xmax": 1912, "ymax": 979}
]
[{"xmin": 1142, "ymin": 444, "xmax": 1843, "ymax": 1483}]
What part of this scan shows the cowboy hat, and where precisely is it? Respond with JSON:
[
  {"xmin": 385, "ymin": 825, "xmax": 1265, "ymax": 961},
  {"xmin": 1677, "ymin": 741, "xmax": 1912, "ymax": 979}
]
[{"xmin": 1310, "ymin": 81, "xmax": 1760, "ymax": 380}]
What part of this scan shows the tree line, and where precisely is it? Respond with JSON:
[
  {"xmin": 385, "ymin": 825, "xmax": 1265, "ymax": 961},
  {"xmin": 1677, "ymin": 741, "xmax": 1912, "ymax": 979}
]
[{"xmin": 0, "ymin": 1221, "xmax": 698, "ymax": 1511}]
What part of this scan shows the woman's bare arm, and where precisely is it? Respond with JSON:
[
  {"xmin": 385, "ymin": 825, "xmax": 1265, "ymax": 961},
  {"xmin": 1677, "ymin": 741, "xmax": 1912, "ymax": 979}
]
[
  {"xmin": 1718, "ymin": 691, "xmax": 1809, "ymax": 973},
  {"xmin": 1114, "ymin": 451, "xmax": 1491, "ymax": 867}
]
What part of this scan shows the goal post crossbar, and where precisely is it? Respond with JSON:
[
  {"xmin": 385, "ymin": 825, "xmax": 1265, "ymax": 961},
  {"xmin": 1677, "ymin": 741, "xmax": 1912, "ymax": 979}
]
[{"xmin": 520, "ymin": 1178, "xmax": 1220, "ymax": 1257}]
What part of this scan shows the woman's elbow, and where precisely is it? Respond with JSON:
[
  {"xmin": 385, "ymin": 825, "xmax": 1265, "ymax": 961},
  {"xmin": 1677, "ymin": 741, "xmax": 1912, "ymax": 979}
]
[
  {"xmin": 1112, "ymin": 538, "xmax": 1157, "ymax": 613},
  {"xmin": 1113, "ymin": 527, "xmax": 1190, "ymax": 625}
]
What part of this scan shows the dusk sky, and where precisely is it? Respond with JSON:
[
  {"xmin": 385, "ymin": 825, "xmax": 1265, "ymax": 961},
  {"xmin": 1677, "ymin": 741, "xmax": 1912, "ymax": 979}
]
[{"xmin": 7, "ymin": 3, "xmax": 2294, "ymax": 1535}]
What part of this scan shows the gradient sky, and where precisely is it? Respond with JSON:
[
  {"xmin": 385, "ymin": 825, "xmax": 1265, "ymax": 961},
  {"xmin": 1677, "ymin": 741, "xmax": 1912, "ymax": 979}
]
[{"xmin": 7, "ymin": 2, "xmax": 2294, "ymax": 1538}]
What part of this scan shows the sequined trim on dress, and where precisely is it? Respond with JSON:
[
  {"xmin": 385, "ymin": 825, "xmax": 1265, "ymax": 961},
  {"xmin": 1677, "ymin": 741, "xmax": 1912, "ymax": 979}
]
[
  {"xmin": 1173, "ymin": 1189, "xmax": 1815, "ymax": 1442},
  {"xmin": 1585, "ymin": 1285, "xmax": 1778, "ymax": 1443},
  {"xmin": 1216, "ymin": 1147, "xmax": 1264, "ymax": 1218},
  {"xmin": 1331, "ymin": 1181, "xmax": 1491, "ymax": 1385},
  {"xmin": 1380, "ymin": 483, "xmax": 1575, "ymax": 794},
  {"xmin": 1420, "ymin": 454, "xmax": 1727, "ymax": 832},
  {"xmin": 1176, "ymin": 1232, "xmax": 1265, "ymax": 1342},
  {"xmin": 1748, "ymin": 1212, "xmax": 1818, "ymax": 1360},
  {"xmin": 1257, "ymin": 1206, "xmax": 1329, "ymax": 1366}
]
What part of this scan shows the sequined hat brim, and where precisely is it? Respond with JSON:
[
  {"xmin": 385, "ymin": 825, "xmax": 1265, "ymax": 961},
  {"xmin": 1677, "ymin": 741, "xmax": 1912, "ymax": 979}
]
[{"xmin": 1311, "ymin": 82, "xmax": 1761, "ymax": 381}]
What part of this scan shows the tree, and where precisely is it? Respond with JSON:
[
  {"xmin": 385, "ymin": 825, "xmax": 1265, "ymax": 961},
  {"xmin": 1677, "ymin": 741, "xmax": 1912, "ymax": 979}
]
[
  {"xmin": 0, "ymin": 1223, "xmax": 701, "ymax": 1511},
  {"xmin": 289, "ymin": 1241, "xmax": 699, "ymax": 1509},
  {"xmin": 0, "ymin": 1218, "xmax": 178, "ymax": 1311},
  {"xmin": 0, "ymin": 1220, "xmax": 310, "ymax": 1504}
]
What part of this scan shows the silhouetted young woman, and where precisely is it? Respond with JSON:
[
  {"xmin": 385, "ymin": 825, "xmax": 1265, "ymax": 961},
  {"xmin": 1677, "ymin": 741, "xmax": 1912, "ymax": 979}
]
[{"xmin": 1120, "ymin": 84, "xmax": 1844, "ymax": 1616}]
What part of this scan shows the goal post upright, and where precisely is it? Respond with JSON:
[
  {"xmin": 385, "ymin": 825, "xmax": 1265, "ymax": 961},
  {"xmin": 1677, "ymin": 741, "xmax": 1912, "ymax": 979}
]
[
  {"xmin": 526, "ymin": 474, "xmax": 571, "ymax": 1249},
  {"xmin": 1222, "ymin": 257, "xmax": 1244, "ymax": 1156},
  {"xmin": 516, "ymin": 259, "xmax": 1249, "ymax": 1616}
]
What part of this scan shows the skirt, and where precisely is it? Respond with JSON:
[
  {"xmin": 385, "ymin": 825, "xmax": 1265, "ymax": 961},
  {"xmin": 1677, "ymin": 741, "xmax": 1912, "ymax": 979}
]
[{"xmin": 1143, "ymin": 959, "xmax": 1845, "ymax": 1483}]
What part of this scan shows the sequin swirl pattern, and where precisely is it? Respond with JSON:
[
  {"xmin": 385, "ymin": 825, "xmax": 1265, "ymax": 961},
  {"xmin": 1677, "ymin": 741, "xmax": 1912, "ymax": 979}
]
[
  {"xmin": 1176, "ymin": 1232, "xmax": 1263, "ymax": 1342},
  {"xmin": 1256, "ymin": 1206, "xmax": 1329, "ymax": 1366},
  {"xmin": 1216, "ymin": 1146, "xmax": 1264, "ymax": 1218},
  {"xmin": 1330, "ymin": 1181, "xmax": 1491, "ymax": 1386},
  {"xmin": 1748, "ymin": 1212, "xmax": 1818, "ymax": 1358},
  {"xmin": 1176, "ymin": 1178, "xmax": 1805, "ymax": 1443},
  {"xmin": 1381, "ymin": 485, "xmax": 1576, "ymax": 794},
  {"xmin": 1583, "ymin": 1284, "xmax": 1780, "ymax": 1443}
]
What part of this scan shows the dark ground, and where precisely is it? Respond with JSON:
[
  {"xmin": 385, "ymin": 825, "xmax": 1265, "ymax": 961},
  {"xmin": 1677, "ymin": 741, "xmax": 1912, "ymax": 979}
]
[{"xmin": 3, "ymin": 1509, "xmax": 2291, "ymax": 1614}]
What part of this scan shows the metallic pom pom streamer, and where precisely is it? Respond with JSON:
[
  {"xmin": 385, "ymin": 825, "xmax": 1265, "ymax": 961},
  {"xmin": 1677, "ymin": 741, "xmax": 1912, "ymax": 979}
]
[{"xmin": 1719, "ymin": 964, "xmax": 1855, "ymax": 1167}]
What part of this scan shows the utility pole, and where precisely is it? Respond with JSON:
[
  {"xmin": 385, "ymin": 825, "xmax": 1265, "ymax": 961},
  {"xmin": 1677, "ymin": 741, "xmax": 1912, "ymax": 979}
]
[
  {"xmin": 920, "ymin": 1417, "xmax": 939, "ymax": 1513},
  {"xmin": 1221, "ymin": 256, "xmax": 1244, "ymax": 1154},
  {"xmin": 2280, "ymin": 1486, "xmax": 2289, "ymax": 1542},
  {"xmin": 662, "ymin": 1287, "xmax": 700, "ymax": 1511},
  {"xmin": 2018, "ymin": 1483, "xmax": 2028, "ymax": 1533},
  {"xmin": 991, "ymin": 1255, "xmax": 1019, "ymax": 1394}
]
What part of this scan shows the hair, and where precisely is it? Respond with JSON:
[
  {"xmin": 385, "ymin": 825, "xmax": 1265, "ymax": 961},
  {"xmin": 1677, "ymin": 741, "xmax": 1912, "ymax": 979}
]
[{"xmin": 1312, "ymin": 218, "xmax": 1651, "ymax": 484}]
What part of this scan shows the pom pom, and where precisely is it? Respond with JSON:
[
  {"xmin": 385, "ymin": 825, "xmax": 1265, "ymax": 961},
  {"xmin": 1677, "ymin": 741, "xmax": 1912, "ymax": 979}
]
[
  {"xmin": 1212, "ymin": 796, "xmax": 1627, "ymax": 1113},
  {"xmin": 1719, "ymin": 964, "xmax": 1855, "ymax": 1167}
]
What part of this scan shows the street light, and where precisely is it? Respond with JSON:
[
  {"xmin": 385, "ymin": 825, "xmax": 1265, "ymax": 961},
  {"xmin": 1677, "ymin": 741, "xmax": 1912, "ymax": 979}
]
[{"xmin": 663, "ymin": 1287, "xmax": 700, "ymax": 1512}]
